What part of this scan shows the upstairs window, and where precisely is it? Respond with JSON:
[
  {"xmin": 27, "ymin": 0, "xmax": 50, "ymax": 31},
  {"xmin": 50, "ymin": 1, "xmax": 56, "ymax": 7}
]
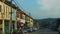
[
  {"xmin": 0, "ymin": 0, "xmax": 2, "ymax": 2},
  {"xmin": 0, "ymin": 5, "xmax": 1, "ymax": 12},
  {"xmin": 0, "ymin": 20, "xmax": 2, "ymax": 24},
  {"xmin": 0, "ymin": 0, "xmax": 5, "ymax": 2}
]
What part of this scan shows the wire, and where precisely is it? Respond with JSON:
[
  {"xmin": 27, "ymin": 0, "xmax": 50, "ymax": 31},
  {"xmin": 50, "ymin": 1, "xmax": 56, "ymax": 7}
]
[
  {"xmin": 12, "ymin": 0, "xmax": 20, "ymax": 8},
  {"xmin": 14, "ymin": 0, "xmax": 30, "ymax": 13},
  {"xmin": 13, "ymin": 0, "xmax": 29, "ymax": 14},
  {"xmin": 14, "ymin": 0, "xmax": 24, "ymax": 10},
  {"xmin": 12, "ymin": 0, "xmax": 33, "ymax": 18},
  {"xmin": 13, "ymin": 0, "xmax": 25, "ymax": 11},
  {"xmin": 15, "ymin": 0, "xmax": 31, "ymax": 15}
]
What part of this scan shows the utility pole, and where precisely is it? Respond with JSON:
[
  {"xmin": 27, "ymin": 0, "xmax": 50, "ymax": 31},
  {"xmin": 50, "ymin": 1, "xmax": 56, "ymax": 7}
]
[
  {"xmin": 9, "ymin": 0, "xmax": 12, "ymax": 33},
  {"xmin": 36, "ymin": 21, "xmax": 39, "ymax": 30},
  {"xmin": 29, "ymin": 12, "xmax": 31, "ymax": 17}
]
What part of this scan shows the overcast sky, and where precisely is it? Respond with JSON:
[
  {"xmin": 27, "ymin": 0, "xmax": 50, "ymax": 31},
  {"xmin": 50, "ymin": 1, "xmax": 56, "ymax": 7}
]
[{"xmin": 16, "ymin": 0, "xmax": 60, "ymax": 19}]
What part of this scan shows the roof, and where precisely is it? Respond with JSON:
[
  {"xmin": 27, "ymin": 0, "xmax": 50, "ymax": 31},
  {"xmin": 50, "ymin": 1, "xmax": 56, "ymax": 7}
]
[
  {"xmin": 4, "ymin": 0, "xmax": 34, "ymax": 20},
  {"xmin": 4, "ymin": 0, "xmax": 17, "ymax": 9}
]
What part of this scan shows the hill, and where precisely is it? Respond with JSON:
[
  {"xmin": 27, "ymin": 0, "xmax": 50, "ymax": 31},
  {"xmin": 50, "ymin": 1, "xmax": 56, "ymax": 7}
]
[{"xmin": 35, "ymin": 18, "xmax": 58, "ymax": 24}]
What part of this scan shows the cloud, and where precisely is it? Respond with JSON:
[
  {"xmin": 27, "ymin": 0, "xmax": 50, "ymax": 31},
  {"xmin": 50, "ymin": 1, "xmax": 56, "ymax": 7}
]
[
  {"xmin": 37, "ymin": 0, "xmax": 60, "ymax": 10},
  {"xmin": 36, "ymin": 0, "xmax": 60, "ymax": 19}
]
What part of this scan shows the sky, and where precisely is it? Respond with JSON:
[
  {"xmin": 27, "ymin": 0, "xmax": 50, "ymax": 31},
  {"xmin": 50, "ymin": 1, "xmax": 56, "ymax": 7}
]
[{"xmin": 16, "ymin": 0, "xmax": 60, "ymax": 19}]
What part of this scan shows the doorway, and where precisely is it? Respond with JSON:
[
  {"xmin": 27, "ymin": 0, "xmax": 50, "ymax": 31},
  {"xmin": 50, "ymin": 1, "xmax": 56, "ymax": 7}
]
[
  {"xmin": 0, "ymin": 20, "xmax": 2, "ymax": 34},
  {"xmin": 12, "ymin": 21, "xmax": 15, "ymax": 32},
  {"xmin": 4, "ymin": 20, "xmax": 9, "ymax": 34}
]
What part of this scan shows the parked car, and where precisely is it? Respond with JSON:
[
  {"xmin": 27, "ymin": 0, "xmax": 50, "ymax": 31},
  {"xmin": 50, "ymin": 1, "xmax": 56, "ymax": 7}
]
[
  {"xmin": 33, "ymin": 28, "xmax": 38, "ymax": 31},
  {"xmin": 57, "ymin": 25, "xmax": 60, "ymax": 32},
  {"xmin": 27, "ymin": 28, "xmax": 33, "ymax": 32},
  {"xmin": 23, "ymin": 30, "xmax": 27, "ymax": 33}
]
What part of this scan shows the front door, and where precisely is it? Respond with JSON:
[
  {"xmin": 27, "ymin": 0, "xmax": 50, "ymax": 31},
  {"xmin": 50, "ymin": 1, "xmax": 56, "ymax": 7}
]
[
  {"xmin": 0, "ymin": 20, "xmax": 2, "ymax": 34},
  {"xmin": 4, "ymin": 20, "xmax": 9, "ymax": 34},
  {"xmin": 12, "ymin": 21, "xmax": 15, "ymax": 32}
]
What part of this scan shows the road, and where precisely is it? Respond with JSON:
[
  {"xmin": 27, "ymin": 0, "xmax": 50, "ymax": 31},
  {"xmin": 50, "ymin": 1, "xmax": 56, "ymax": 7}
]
[{"xmin": 27, "ymin": 28, "xmax": 59, "ymax": 34}]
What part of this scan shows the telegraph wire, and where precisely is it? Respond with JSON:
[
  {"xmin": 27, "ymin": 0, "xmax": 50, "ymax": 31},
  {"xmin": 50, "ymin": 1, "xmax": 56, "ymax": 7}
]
[
  {"xmin": 15, "ymin": 0, "xmax": 32, "ymax": 16},
  {"xmin": 13, "ymin": 0, "xmax": 30, "ymax": 15},
  {"xmin": 13, "ymin": 0, "xmax": 25, "ymax": 11},
  {"xmin": 13, "ymin": 0, "xmax": 33, "ymax": 18},
  {"xmin": 13, "ymin": 0, "xmax": 30, "ymax": 14},
  {"xmin": 12, "ymin": 0, "xmax": 21, "ymax": 9}
]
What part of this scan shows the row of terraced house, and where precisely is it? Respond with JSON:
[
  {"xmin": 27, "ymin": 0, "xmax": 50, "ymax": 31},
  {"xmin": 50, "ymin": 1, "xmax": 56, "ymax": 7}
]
[{"xmin": 0, "ymin": 0, "xmax": 34, "ymax": 34}]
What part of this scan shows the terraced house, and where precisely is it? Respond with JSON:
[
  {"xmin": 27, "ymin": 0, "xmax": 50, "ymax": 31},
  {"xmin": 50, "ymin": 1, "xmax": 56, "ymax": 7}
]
[
  {"xmin": 0, "ymin": 0, "xmax": 34, "ymax": 34},
  {"xmin": 17, "ymin": 9, "xmax": 34, "ymax": 29},
  {"xmin": 0, "ymin": 0, "xmax": 17, "ymax": 34}
]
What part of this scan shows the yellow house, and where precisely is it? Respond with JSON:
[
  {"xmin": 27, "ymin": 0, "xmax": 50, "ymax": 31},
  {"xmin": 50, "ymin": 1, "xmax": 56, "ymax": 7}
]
[
  {"xmin": 29, "ymin": 18, "xmax": 33, "ymax": 28},
  {"xmin": 0, "ymin": 1, "xmax": 11, "ymax": 34},
  {"xmin": 0, "ymin": 1, "xmax": 17, "ymax": 34}
]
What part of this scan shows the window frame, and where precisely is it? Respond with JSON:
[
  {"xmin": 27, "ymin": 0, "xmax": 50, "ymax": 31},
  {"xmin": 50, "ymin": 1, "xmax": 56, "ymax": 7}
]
[{"xmin": 0, "ymin": 5, "xmax": 1, "ymax": 12}]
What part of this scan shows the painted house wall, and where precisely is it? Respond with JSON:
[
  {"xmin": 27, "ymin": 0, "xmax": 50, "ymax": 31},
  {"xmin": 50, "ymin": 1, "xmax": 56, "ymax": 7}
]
[
  {"xmin": 27, "ymin": 16, "xmax": 30, "ymax": 21},
  {"xmin": 29, "ymin": 18, "xmax": 33, "ymax": 27},
  {"xmin": 0, "ymin": 2, "xmax": 17, "ymax": 20},
  {"xmin": 12, "ymin": 8, "xmax": 17, "ymax": 30},
  {"xmin": 0, "ymin": 1, "xmax": 3, "ymax": 19},
  {"xmin": 17, "ymin": 11, "xmax": 20, "ymax": 18},
  {"xmin": 20, "ymin": 11, "xmax": 22, "ymax": 19},
  {"xmin": 17, "ymin": 11, "xmax": 25, "ymax": 24},
  {"xmin": 17, "ymin": 11, "xmax": 22, "ymax": 19},
  {"xmin": 12, "ymin": 8, "xmax": 16, "ymax": 20},
  {"xmin": 26, "ymin": 17, "xmax": 30, "ymax": 27},
  {"xmin": 17, "ymin": 11, "xmax": 20, "ymax": 20},
  {"xmin": 21, "ymin": 14, "xmax": 25, "ymax": 24},
  {"xmin": 3, "ymin": 3, "xmax": 11, "ymax": 20},
  {"xmin": 22, "ymin": 14, "xmax": 25, "ymax": 20},
  {"xmin": 25, "ymin": 15, "xmax": 27, "ymax": 20},
  {"xmin": 0, "ymin": 1, "xmax": 11, "ymax": 20}
]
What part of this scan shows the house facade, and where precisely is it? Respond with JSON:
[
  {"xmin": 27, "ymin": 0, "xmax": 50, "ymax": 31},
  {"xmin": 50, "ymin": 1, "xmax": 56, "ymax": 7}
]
[{"xmin": 0, "ymin": 0, "xmax": 34, "ymax": 34}]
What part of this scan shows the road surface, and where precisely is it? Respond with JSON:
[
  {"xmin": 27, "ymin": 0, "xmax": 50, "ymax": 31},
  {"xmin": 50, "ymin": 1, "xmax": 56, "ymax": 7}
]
[{"xmin": 28, "ymin": 28, "xmax": 58, "ymax": 34}]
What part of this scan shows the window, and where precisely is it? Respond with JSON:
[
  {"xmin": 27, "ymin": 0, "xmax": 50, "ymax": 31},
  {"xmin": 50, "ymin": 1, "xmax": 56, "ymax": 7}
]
[
  {"xmin": 0, "ymin": 20, "xmax": 2, "ymax": 24},
  {"xmin": 0, "ymin": 5, "xmax": 1, "ymax": 12},
  {"xmin": 0, "ymin": 0, "xmax": 2, "ymax": 2}
]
